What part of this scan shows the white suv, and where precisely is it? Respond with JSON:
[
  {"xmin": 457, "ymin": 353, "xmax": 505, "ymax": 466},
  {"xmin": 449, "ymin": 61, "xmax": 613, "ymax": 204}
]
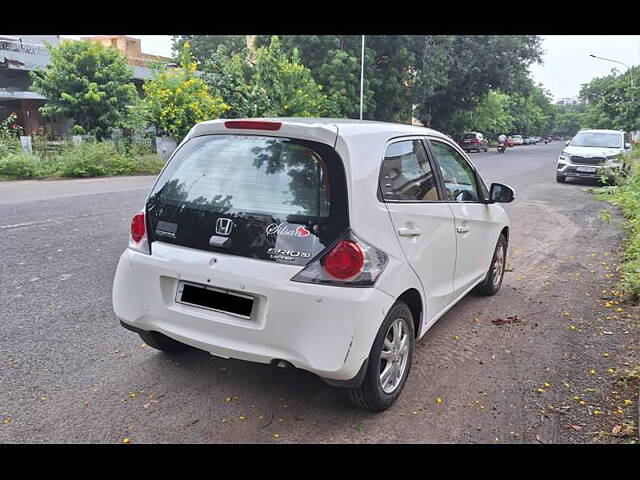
[
  {"xmin": 112, "ymin": 118, "xmax": 514, "ymax": 411},
  {"xmin": 557, "ymin": 129, "xmax": 632, "ymax": 183}
]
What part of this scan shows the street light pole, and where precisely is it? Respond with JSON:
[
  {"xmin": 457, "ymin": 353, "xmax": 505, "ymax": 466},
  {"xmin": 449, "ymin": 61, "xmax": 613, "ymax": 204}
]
[
  {"xmin": 360, "ymin": 35, "xmax": 365, "ymax": 120},
  {"xmin": 589, "ymin": 54, "xmax": 634, "ymax": 103}
]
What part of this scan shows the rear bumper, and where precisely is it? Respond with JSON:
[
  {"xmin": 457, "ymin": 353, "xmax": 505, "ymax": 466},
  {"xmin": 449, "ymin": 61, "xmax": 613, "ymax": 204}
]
[{"xmin": 112, "ymin": 242, "xmax": 396, "ymax": 383}]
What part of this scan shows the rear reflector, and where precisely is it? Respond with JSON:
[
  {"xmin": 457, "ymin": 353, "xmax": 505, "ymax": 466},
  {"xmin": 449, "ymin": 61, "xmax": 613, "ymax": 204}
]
[{"xmin": 224, "ymin": 121, "xmax": 282, "ymax": 131}]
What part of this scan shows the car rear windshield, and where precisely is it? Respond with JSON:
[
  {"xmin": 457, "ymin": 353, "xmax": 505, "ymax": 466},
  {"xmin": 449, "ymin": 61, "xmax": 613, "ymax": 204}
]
[
  {"xmin": 146, "ymin": 134, "xmax": 349, "ymax": 264},
  {"xmin": 462, "ymin": 134, "xmax": 477, "ymax": 139},
  {"xmin": 571, "ymin": 132, "xmax": 622, "ymax": 149}
]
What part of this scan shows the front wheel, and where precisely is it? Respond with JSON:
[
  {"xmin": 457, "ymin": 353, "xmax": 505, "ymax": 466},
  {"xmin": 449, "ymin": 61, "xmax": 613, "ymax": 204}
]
[
  {"xmin": 556, "ymin": 174, "xmax": 566, "ymax": 183},
  {"xmin": 475, "ymin": 234, "xmax": 507, "ymax": 296},
  {"xmin": 348, "ymin": 301, "xmax": 415, "ymax": 412}
]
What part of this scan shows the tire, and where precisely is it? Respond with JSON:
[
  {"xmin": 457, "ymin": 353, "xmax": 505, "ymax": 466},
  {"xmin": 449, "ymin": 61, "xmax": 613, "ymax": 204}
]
[
  {"xmin": 475, "ymin": 234, "xmax": 507, "ymax": 296},
  {"xmin": 138, "ymin": 330, "xmax": 192, "ymax": 353},
  {"xmin": 484, "ymin": 147, "xmax": 488, "ymax": 152},
  {"xmin": 348, "ymin": 301, "xmax": 415, "ymax": 412},
  {"xmin": 556, "ymin": 174, "xmax": 566, "ymax": 183}
]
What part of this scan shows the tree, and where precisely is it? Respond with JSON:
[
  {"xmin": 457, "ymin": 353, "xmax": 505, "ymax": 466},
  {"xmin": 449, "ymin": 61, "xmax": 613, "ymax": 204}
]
[
  {"xmin": 172, "ymin": 35, "xmax": 248, "ymax": 65},
  {"xmin": 551, "ymin": 103, "xmax": 585, "ymax": 137},
  {"xmin": 143, "ymin": 43, "xmax": 229, "ymax": 140},
  {"xmin": 412, "ymin": 35, "xmax": 543, "ymax": 132},
  {"xmin": 469, "ymin": 91, "xmax": 514, "ymax": 139},
  {"xmin": 256, "ymin": 35, "xmax": 542, "ymax": 126},
  {"xmin": 202, "ymin": 36, "xmax": 339, "ymax": 118},
  {"xmin": 30, "ymin": 40, "xmax": 139, "ymax": 139},
  {"xmin": 579, "ymin": 67, "xmax": 640, "ymax": 132}
]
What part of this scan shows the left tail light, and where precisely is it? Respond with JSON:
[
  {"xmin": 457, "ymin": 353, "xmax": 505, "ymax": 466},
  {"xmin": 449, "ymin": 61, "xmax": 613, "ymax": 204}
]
[
  {"xmin": 291, "ymin": 232, "xmax": 388, "ymax": 287},
  {"xmin": 129, "ymin": 211, "xmax": 150, "ymax": 254}
]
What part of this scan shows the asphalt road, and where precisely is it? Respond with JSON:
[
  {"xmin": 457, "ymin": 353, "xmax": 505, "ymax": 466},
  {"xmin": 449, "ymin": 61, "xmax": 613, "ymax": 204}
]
[{"xmin": 1, "ymin": 142, "xmax": 638, "ymax": 443}]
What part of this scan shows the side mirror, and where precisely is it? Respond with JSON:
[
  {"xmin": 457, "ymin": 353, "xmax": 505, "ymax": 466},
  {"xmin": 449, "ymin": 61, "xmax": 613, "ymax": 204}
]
[
  {"xmin": 489, "ymin": 183, "xmax": 515, "ymax": 203},
  {"xmin": 565, "ymin": 140, "xmax": 571, "ymax": 146},
  {"xmin": 625, "ymin": 142, "xmax": 631, "ymax": 150}
]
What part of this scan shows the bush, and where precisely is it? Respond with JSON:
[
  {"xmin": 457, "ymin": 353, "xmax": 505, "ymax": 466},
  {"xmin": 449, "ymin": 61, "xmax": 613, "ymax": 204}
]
[
  {"xmin": 135, "ymin": 153, "xmax": 166, "ymax": 174},
  {"xmin": 55, "ymin": 141, "xmax": 137, "ymax": 177},
  {"xmin": 0, "ymin": 152, "xmax": 41, "ymax": 179},
  {"xmin": 0, "ymin": 135, "xmax": 21, "ymax": 157},
  {"xmin": 596, "ymin": 147, "xmax": 640, "ymax": 300}
]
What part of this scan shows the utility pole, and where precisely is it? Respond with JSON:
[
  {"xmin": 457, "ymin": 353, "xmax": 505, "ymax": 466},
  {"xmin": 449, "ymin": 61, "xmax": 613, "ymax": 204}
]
[{"xmin": 360, "ymin": 35, "xmax": 365, "ymax": 120}]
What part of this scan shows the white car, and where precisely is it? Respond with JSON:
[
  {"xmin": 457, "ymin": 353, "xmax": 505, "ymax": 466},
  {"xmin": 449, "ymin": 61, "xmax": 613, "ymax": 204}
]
[
  {"xmin": 112, "ymin": 118, "xmax": 514, "ymax": 411},
  {"xmin": 557, "ymin": 129, "xmax": 632, "ymax": 183}
]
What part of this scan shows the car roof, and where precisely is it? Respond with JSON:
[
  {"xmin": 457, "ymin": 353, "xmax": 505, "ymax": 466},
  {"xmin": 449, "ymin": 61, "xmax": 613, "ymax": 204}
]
[
  {"xmin": 190, "ymin": 117, "xmax": 451, "ymax": 145},
  {"xmin": 578, "ymin": 129, "xmax": 624, "ymax": 134}
]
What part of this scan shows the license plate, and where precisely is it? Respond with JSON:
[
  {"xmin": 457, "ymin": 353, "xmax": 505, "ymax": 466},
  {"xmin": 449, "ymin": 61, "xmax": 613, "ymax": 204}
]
[
  {"xmin": 463, "ymin": 140, "xmax": 470, "ymax": 143},
  {"xmin": 576, "ymin": 167, "xmax": 596, "ymax": 173},
  {"xmin": 175, "ymin": 281, "xmax": 254, "ymax": 319}
]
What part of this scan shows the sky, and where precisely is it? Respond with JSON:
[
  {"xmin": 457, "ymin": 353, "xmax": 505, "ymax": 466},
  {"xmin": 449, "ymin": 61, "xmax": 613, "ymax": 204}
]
[{"xmin": 64, "ymin": 35, "xmax": 640, "ymax": 102}]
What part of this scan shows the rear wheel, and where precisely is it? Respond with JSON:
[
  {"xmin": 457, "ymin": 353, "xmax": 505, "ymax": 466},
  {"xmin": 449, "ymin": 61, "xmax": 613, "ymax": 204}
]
[
  {"xmin": 476, "ymin": 234, "xmax": 507, "ymax": 296},
  {"xmin": 348, "ymin": 301, "xmax": 415, "ymax": 412},
  {"xmin": 138, "ymin": 331, "xmax": 192, "ymax": 353}
]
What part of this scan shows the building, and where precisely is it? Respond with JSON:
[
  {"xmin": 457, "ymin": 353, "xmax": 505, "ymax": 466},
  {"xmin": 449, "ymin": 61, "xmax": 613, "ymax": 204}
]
[{"xmin": 0, "ymin": 35, "xmax": 172, "ymax": 136}]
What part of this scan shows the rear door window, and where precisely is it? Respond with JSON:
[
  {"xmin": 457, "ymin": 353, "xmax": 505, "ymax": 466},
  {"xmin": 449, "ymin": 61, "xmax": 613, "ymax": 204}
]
[
  {"xmin": 146, "ymin": 135, "xmax": 348, "ymax": 265},
  {"xmin": 379, "ymin": 140, "xmax": 440, "ymax": 201}
]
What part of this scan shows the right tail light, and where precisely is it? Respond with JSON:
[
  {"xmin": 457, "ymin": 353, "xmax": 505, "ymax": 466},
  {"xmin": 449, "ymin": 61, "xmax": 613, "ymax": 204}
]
[{"xmin": 291, "ymin": 232, "xmax": 388, "ymax": 287}]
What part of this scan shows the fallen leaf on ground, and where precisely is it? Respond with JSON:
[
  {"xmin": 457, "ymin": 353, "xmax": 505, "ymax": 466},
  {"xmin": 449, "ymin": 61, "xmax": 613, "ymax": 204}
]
[
  {"xmin": 563, "ymin": 424, "xmax": 583, "ymax": 431},
  {"xmin": 492, "ymin": 315, "xmax": 521, "ymax": 325}
]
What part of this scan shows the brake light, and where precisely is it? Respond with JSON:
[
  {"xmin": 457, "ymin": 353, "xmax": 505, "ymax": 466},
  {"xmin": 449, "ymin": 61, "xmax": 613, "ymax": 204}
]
[
  {"xmin": 224, "ymin": 120, "xmax": 282, "ymax": 131},
  {"xmin": 131, "ymin": 213, "xmax": 145, "ymax": 243},
  {"xmin": 129, "ymin": 211, "xmax": 150, "ymax": 254},
  {"xmin": 322, "ymin": 240, "xmax": 364, "ymax": 280},
  {"xmin": 471, "ymin": 138, "xmax": 479, "ymax": 144},
  {"xmin": 290, "ymin": 232, "xmax": 387, "ymax": 287}
]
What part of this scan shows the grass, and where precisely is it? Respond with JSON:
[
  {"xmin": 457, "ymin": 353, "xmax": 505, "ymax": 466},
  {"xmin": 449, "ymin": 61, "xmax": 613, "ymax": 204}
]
[
  {"xmin": 0, "ymin": 137, "xmax": 166, "ymax": 180},
  {"xmin": 595, "ymin": 146, "xmax": 640, "ymax": 300}
]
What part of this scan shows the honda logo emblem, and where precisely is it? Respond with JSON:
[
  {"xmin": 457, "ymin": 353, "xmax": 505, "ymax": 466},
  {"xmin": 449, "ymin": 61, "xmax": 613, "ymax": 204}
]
[{"xmin": 215, "ymin": 218, "xmax": 233, "ymax": 236}]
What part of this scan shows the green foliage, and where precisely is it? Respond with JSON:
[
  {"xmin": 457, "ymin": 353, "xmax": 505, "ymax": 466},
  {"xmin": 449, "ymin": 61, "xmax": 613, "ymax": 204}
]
[
  {"xmin": 55, "ymin": 141, "xmax": 137, "ymax": 177},
  {"xmin": 0, "ymin": 112, "xmax": 24, "ymax": 138},
  {"xmin": 203, "ymin": 37, "xmax": 339, "ymax": 118},
  {"xmin": 135, "ymin": 153, "xmax": 166, "ymax": 174},
  {"xmin": 29, "ymin": 41, "xmax": 139, "ymax": 139},
  {"xmin": 252, "ymin": 35, "xmax": 542, "ymax": 125},
  {"xmin": 412, "ymin": 35, "xmax": 543, "ymax": 131},
  {"xmin": 467, "ymin": 91, "xmax": 514, "ymax": 138},
  {"xmin": 596, "ymin": 147, "xmax": 640, "ymax": 299},
  {"xmin": 551, "ymin": 103, "xmax": 585, "ymax": 137},
  {"xmin": 172, "ymin": 35, "xmax": 248, "ymax": 64},
  {"xmin": 143, "ymin": 43, "xmax": 229, "ymax": 141},
  {"xmin": 580, "ymin": 67, "xmax": 640, "ymax": 132},
  {"xmin": 0, "ymin": 152, "xmax": 41, "ymax": 179},
  {"xmin": 0, "ymin": 135, "xmax": 21, "ymax": 158}
]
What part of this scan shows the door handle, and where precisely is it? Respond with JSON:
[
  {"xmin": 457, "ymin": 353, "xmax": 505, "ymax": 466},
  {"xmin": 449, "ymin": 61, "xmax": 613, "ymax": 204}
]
[
  {"xmin": 398, "ymin": 227, "xmax": 422, "ymax": 237},
  {"xmin": 456, "ymin": 225, "xmax": 470, "ymax": 234}
]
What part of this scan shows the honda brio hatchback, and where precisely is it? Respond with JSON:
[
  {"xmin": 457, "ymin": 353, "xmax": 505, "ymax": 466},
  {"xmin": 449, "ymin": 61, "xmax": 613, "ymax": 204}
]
[{"xmin": 113, "ymin": 118, "xmax": 514, "ymax": 411}]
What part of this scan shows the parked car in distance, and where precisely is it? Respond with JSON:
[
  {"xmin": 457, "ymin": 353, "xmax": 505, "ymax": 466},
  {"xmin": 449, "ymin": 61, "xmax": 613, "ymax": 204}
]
[
  {"xmin": 113, "ymin": 118, "xmax": 514, "ymax": 412},
  {"xmin": 511, "ymin": 135, "xmax": 523, "ymax": 146},
  {"xmin": 556, "ymin": 129, "xmax": 632, "ymax": 183},
  {"xmin": 459, "ymin": 132, "xmax": 489, "ymax": 153}
]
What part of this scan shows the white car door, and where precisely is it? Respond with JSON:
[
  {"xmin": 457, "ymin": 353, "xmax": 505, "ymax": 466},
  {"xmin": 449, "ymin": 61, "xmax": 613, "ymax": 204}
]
[
  {"xmin": 427, "ymin": 138, "xmax": 499, "ymax": 295},
  {"xmin": 378, "ymin": 138, "xmax": 457, "ymax": 325}
]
